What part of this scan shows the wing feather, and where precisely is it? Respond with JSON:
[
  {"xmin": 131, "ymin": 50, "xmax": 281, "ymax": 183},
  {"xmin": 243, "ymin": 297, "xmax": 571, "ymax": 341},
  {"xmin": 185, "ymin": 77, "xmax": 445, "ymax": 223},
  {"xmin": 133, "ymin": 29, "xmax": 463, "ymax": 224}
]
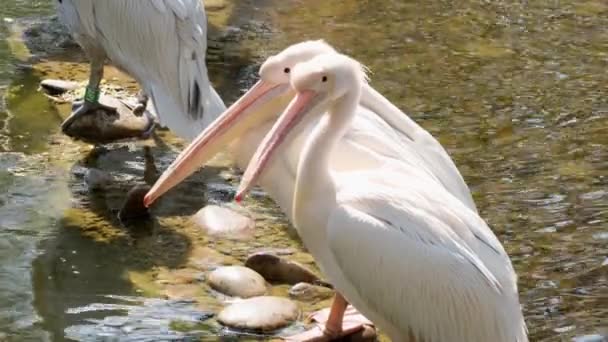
[{"xmin": 326, "ymin": 194, "xmax": 526, "ymax": 342}]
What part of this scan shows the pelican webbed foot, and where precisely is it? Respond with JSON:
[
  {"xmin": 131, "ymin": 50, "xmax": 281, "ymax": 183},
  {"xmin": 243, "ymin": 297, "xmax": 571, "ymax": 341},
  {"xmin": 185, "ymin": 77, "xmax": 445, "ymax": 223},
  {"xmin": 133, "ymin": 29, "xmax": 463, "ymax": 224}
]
[{"xmin": 286, "ymin": 295, "xmax": 374, "ymax": 342}]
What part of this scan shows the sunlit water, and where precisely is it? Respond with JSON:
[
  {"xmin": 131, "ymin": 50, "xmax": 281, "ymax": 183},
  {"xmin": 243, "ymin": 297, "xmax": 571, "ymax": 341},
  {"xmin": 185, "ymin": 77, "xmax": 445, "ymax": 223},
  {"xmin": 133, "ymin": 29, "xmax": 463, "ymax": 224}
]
[{"xmin": 0, "ymin": 0, "xmax": 606, "ymax": 341}]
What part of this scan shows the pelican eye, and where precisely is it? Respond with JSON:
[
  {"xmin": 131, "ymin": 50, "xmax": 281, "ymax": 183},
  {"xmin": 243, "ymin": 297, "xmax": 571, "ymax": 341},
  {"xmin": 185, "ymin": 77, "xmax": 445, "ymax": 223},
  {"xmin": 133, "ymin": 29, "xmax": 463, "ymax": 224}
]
[
  {"xmin": 284, "ymin": 67, "xmax": 290, "ymax": 74},
  {"xmin": 322, "ymin": 76, "xmax": 328, "ymax": 82}
]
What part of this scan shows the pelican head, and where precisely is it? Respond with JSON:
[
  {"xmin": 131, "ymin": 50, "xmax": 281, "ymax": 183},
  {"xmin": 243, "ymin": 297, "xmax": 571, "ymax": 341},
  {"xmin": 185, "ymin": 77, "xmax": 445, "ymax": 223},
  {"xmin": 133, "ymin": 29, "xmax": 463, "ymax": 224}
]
[
  {"xmin": 236, "ymin": 53, "xmax": 368, "ymax": 200},
  {"xmin": 143, "ymin": 40, "xmax": 336, "ymax": 207}
]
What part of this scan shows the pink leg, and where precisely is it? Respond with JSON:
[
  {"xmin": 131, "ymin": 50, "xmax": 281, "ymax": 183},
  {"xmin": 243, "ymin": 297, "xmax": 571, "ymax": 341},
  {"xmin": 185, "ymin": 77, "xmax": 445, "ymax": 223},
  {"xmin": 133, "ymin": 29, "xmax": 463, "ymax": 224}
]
[{"xmin": 285, "ymin": 293, "xmax": 373, "ymax": 342}]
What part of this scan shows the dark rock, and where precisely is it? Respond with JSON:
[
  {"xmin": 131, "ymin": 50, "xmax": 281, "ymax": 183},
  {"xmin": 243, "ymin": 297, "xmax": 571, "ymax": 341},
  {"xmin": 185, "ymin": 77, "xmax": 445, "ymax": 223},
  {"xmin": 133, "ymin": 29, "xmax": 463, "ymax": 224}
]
[
  {"xmin": 118, "ymin": 184, "xmax": 151, "ymax": 221},
  {"xmin": 207, "ymin": 266, "xmax": 266, "ymax": 298},
  {"xmin": 245, "ymin": 252, "xmax": 320, "ymax": 285},
  {"xmin": 62, "ymin": 94, "xmax": 155, "ymax": 145},
  {"xmin": 217, "ymin": 296, "xmax": 299, "ymax": 332}
]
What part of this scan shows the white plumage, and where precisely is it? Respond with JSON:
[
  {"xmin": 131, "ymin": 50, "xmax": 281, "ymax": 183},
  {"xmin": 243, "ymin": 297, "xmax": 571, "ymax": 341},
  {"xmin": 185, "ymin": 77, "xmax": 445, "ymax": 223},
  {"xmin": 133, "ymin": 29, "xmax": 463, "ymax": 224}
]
[
  {"xmin": 144, "ymin": 41, "xmax": 476, "ymax": 217},
  {"xmin": 56, "ymin": 0, "xmax": 225, "ymax": 140},
  {"xmin": 234, "ymin": 53, "xmax": 528, "ymax": 342}
]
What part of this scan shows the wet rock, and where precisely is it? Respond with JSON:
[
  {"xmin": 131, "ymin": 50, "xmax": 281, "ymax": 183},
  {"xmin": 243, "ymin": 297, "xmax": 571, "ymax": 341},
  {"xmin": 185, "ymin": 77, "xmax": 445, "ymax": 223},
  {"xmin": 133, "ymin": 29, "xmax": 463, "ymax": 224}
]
[
  {"xmin": 288, "ymin": 282, "xmax": 334, "ymax": 302},
  {"xmin": 603, "ymin": 258, "xmax": 607, "ymax": 266},
  {"xmin": 118, "ymin": 184, "xmax": 151, "ymax": 221},
  {"xmin": 217, "ymin": 296, "xmax": 299, "ymax": 332},
  {"xmin": 62, "ymin": 94, "xmax": 155, "ymax": 145},
  {"xmin": 40, "ymin": 79, "xmax": 80, "ymax": 96},
  {"xmin": 245, "ymin": 252, "xmax": 320, "ymax": 285},
  {"xmin": 207, "ymin": 266, "xmax": 266, "ymax": 298},
  {"xmin": 84, "ymin": 168, "xmax": 113, "ymax": 192},
  {"xmin": 192, "ymin": 205, "xmax": 254, "ymax": 240}
]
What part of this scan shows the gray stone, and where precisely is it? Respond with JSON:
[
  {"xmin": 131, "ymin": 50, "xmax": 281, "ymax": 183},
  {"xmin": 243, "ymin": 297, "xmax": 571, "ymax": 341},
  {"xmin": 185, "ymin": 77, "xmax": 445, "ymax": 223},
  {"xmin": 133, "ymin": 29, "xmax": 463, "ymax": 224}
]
[
  {"xmin": 288, "ymin": 282, "xmax": 334, "ymax": 302},
  {"xmin": 192, "ymin": 205, "xmax": 254, "ymax": 240},
  {"xmin": 217, "ymin": 296, "xmax": 299, "ymax": 332},
  {"xmin": 207, "ymin": 266, "xmax": 266, "ymax": 298},
  {"xmin": 40, "ymin": 79, "xmax": 80, "ymax": 95},
  {"xmin": 245, "ymin": 252, "xmax": 320, "ymax": 285}
]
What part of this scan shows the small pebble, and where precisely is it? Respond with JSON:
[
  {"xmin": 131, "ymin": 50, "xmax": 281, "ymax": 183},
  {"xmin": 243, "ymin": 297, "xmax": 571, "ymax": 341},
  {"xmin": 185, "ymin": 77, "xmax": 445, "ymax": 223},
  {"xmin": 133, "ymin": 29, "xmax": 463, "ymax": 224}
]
[
  {"xmin": 288, "ymin": 282, "xmax": 334, "ymax": 302},
  {"xmin": 207, "ymin": 266, "xmax": 266, "ymax": 298},
  {"xmin": 245, "ymin": 252, "xmax": 320, "ymax": 285},
  {"xmin": 191, "ymin": 205, "xmax": 254, "ymax": 240},
  {"xmin": 217, "ymin": 296, "xmax": 299, "ymax": 332}
]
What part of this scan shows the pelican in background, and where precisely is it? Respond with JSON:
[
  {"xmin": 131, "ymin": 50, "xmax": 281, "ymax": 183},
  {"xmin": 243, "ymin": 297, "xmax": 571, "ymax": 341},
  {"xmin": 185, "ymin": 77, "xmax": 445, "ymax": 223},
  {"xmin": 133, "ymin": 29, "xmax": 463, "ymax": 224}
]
[
  {"xmin": 234, "ymin": 53, "xmax": 528, "ymax": 341},
  {"xmin": 144, "ymin": 40, "xmax": 477, "ymax": 216},
  {"xmin": 56, "ymin": 0, "xmax": 226, "ymax": 141}
]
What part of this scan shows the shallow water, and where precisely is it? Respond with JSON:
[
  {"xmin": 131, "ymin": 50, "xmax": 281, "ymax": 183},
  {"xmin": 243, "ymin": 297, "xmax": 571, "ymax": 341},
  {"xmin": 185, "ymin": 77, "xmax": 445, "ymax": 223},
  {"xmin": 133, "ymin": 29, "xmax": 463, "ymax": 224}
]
[{"xmin": 0, "ymin": 0, "xmax": 606, "ymax": 341}]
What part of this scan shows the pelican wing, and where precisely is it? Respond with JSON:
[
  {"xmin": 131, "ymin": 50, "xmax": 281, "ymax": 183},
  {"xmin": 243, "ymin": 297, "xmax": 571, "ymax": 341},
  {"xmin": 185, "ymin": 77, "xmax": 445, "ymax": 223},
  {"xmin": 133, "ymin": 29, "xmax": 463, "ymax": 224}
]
[
  {"xmin": 326, "ymin": 189, "xmax": 526, "ymax": 342},
  {"xmin": 360, "ymin": 84, "xmax": 477, "ymax": 212},
  {"xmin": 88, "ymin": 0, "xmax": 225, "ymax": 140}
]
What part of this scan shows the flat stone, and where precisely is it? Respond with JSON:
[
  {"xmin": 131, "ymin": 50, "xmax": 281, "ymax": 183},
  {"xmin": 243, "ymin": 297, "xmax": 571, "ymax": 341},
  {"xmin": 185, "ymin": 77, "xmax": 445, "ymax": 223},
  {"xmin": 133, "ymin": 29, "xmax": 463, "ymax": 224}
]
[
  {"xmin": 207, "ymin": 266, "xmax": 266, "ymax": 298},
  {"xmin": 118, "ymin": 184, "xmax": 151, "ymax": 221},
  {"xmin": 62, "ymin": 94, "xmax": 154, "ymax": 144},
  {"xmin": 40, "ymin": 79, "xmax": 80, "ymax": 95},
  {"xmin": 288, "ymin": 282, "xmax": 334, "ymax": 302},
  {"xmin": 217, "ymin": 296, "xmax": 299, "ymax": 332},
  {"xmin": 245, "ymin": 252, "xmax": 320, "ymax": 285},
  {"xmin": 191, "ymin": 205, "xmax": 254, "ymax": 240}
]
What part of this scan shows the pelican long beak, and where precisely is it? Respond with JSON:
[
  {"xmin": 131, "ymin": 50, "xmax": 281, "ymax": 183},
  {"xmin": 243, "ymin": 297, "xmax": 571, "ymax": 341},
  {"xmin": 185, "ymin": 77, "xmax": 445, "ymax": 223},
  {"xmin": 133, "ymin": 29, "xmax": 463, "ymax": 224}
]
[
  {"xmin": 143, "ymin": 81, "xmax": 290, "ymax": 207},
  {"xmin": 236, "ymin": 90, "xmax": 319, "ymax": 202}
]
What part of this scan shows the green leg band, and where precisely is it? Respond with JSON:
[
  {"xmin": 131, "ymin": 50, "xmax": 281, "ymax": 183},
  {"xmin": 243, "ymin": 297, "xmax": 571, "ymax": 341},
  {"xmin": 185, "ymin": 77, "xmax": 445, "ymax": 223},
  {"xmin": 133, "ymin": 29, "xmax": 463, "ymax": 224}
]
[{"xmin": 84, "ymin": 86, "xmax": 101, "ymax": 104}]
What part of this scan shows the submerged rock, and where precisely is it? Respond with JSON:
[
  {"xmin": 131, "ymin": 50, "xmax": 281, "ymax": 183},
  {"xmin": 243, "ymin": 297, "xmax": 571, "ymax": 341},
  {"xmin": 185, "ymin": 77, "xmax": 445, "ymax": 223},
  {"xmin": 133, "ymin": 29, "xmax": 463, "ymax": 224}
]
[
  {"xmin": 118, "ymin": 184, "xmax": 151, "ymax": 221},
  {"xmin": 288, "ymin": 282, "xmax": 334, "ymax": 302},
  {"xmin": 84, "ymin": 168, "xmax": 113, "ymax": 192},
  {"xmin": 245, "ymin": 252, "xmax": 320, "ymax": 285},
  {"xmin": 192, "ymin": 205, "xmax": 254, "ymax": 240},
  {"xmin": 207, "ymin": 266, "xmax": 266, "ymax": 298},
  {"xmin": 61, "ymin": 94, "xmax": 155, "ymax": 145},
  {"xmin": 217, "ymin": 296, "xmax": 299, "ymax": 332}
]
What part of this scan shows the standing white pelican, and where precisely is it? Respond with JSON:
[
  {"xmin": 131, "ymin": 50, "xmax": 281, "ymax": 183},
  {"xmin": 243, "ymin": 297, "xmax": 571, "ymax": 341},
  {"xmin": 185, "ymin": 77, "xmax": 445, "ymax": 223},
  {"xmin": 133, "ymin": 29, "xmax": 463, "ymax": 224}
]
[
  {"xmin": 56, "ymin": 0, "xmax": 226, "ymax": 141},
  {"xmin": 233, "ymin": 53, "xmax": 528, "ymax": 342},
  {"xmin": 143, "ymin": 40, "xmax": 477, "ymax": 215}
]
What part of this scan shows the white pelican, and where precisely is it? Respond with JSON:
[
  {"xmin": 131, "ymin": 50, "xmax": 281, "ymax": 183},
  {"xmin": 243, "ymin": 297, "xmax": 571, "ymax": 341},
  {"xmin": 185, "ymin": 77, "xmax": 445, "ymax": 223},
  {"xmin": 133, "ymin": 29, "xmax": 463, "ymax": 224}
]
[
  {"xmin": 143, "ymin": 40, "xmax": 477, "ymax": 216},
  {"xmin": 233, "ymin": 53, "xmax": 528, "ymax": 341},
  {"xmin": 56, "ymin": 0, "xmax": 226, "ymax": 140}
]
